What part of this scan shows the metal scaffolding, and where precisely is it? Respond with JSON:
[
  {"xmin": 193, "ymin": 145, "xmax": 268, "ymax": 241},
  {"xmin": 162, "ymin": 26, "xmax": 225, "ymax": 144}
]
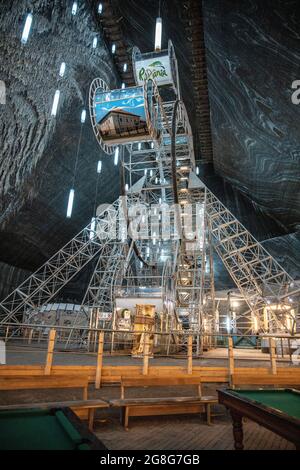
[{"xmin": 0, "ymin": 39, "xmax": 299, "ymax": 348}]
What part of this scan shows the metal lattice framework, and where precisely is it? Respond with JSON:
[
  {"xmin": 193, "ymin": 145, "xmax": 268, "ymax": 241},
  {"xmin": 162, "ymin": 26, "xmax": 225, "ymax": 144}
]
[
  {"xmin": 204, "ymin": 189, "xmax": 299, "ymax": 333},
  {"xmin": 0, "ymin": 199, "xmax": 123, "ymax": 326}
]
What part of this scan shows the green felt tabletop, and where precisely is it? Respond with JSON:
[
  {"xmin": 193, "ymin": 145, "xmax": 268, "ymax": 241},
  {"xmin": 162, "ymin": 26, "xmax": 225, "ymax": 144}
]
[
  {"xmin": 234, "ymin": 390, "xmax": 300, "ymax": 420},
  {"xmin": 0, "ymin": 408, "xmax": 89, "ymax": 450}
]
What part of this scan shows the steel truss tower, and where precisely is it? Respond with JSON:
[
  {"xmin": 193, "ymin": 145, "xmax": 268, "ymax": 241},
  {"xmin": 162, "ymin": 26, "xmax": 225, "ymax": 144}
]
[{"xmin": 0, "ymin": 42, "xmax": 299, "ymax": 345}]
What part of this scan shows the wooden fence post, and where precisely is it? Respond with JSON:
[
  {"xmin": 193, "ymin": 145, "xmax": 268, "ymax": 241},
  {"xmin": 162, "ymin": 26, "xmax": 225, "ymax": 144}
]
[
  {"xmin": 44, "ymin": 329, "xmax": 56, "ymax": 375},
  {"xmin": 228, "ymin": 337, "xmax": 235, "ymax": 387},
  {"xmin": 269, "ymin": 337, "xmax": 277, "ymax": 375},
  {"xmin": 143, "ymin": 333, "xmax": 150, "ymax": 376},
  {"xmin": 28, "ymin": 329, "xmax": 34, "ymax": 345},
  {"xmin": 95, "ymin": 331, "xmax": 104, "ymax": 389},
  {"xmin": 187, "ymin": 335, "xmax": 193, "ymax": 374}
]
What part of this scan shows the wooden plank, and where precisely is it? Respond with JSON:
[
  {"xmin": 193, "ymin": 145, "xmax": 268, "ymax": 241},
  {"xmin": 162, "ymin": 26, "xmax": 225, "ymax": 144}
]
[
  {"xmin": 44, "ymin": 329, "xmax": 56, "ymax": 375},
  {"xmin": 0, "ymin": 399, "xmax": 109, "ymax": 411},
  {"xmin": 232, "ymin": 374, "xmax": 300, "ymax": 385},
  {"xmin": 95, "ymin": 331, "xmax": 104, "ymax": 389},
  {"xmin": 127, "ymin": 403, "xmax": 205, "ymax": 417},
  {"xmin": 122, "ymin": 375, "xmax": 202, "ymax": 387},
  {"xmin": 0, "ymin": 375, "xmax": 89, "ymax": 391},
  {"xmin": 111, "ymin": 396, "xmax": 217, "ymax": 406},
  {"xmin": 142, "ymin": 334, "xmax": 150, "ymax": 376}
]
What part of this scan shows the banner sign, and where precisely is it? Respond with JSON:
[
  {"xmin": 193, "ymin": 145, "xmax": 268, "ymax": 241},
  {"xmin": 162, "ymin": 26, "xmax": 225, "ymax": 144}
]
[
  {"xmin": 94, "ymin": 86, "xmax": 150, "ymax": 144},
  {"xmin": 135, "ymin": 55, "xmax": 172, "ymax": 87}
]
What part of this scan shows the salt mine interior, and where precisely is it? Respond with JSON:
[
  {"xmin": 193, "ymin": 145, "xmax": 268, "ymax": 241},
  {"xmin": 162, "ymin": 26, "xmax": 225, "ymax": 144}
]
[{"xmin": 0, "ymin": 0, "xmax": 299, "ymax": 453}]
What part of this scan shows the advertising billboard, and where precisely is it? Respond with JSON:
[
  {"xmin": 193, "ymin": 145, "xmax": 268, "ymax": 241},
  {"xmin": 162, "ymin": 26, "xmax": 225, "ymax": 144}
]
[{"xmin": 94, "ymin": 86, "xmax": 149, "ymax": 144}]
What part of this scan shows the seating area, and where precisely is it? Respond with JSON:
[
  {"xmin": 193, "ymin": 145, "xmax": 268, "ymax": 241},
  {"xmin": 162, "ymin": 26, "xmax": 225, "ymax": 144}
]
[{"xmin": 110, "ymin": 376, "xmax": 218, "ymax": 429}]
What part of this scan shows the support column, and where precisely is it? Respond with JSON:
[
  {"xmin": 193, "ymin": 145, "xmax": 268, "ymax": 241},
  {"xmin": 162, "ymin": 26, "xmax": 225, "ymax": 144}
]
[
  {"xmin": 95, "ymin": 331, "xmax": 104, "ymax": 389},
  {"xmin": 44, "ymin": 329, "xmax": 56, "ymax": 375},
  {"xmin": 228, "ymin": 337, "xmax": 234, "ymax": 387}
]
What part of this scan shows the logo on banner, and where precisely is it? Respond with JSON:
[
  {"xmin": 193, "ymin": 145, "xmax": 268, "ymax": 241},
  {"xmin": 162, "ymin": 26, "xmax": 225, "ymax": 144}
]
[
  {"xmin": 136, "ymin": 56, "xmax": 172, "ymax": 86},
  {"xmin": 291, "ymin": 80, "xmax": 300, "ymax": 105},
  {"xmin": 139, "ymin": 60, "xmax": 168, "ymax": 82}
]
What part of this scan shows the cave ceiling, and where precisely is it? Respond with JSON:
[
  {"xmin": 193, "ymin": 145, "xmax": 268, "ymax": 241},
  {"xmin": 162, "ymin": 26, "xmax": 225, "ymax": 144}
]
[{"xmin": 0, "ymin": 0, "xmax": 299, "ymax": 301}]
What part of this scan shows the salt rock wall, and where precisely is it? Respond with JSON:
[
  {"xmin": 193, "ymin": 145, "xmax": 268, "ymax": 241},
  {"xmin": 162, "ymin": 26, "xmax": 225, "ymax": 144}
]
[
  {"xmin": 203, "ymin": 0, "xmax": 300, "ymax": 232},
  {"xmin": 0, "ymin": 0, "xmax": 120, "ymax": 298}
]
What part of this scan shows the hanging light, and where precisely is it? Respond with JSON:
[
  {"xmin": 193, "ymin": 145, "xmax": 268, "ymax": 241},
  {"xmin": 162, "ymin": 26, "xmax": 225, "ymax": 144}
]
[
  {"xmin": 59, "ymin": 62, "xmax": 66, "ymax": 77},
  {"xmin": 155, "ymin": 177, "xmax": 158, "ymax": 184},
  {"xmin": 151, "ymin": 142, "xmax": 154, "ymax": 149},
  {"xmin": 114, "ymin": 146, "xmax": 119, "ymax": 165},
  {"xmin": 154, "ymin": 17, "xmax": 162, "ymax": 51},
  {"xmin": 123, "ymin": 63, "xmax": 127, "ymax": 72},
  {"xmin": 80, "ymin": 109, "xmax": 86, "ymax": 123},
  {"xmin": 21, "ymin": 13, "xmax": 33, "ymax": 44},
  {"xmin": 92, "ymin": 37, "xmax": 98, "ymax": 49},
  {"xmin": 112, "ymin": 43, "xmax": 116, "ymax": 54},
  {"xmin": 97, "ymin": 3, "xmax": 103, "ymax": 14},
  {"xmin": 66, "ymin": 189, "xmax": 75, "ymax": 218},
  {"xmin": 150, "ymin": 169, "xmax": 153, "ymax": 177},
  {"xmin": 196, "ymin": 166, "xmax": 199, "ymax": 175},
  {"xmin": 71, "ymin": 2, "xmax": 78, "ymax": 15},
  {"xmin": 125, "ymin": 183, "xmax": 129, "ymax": 192},
  {"xmin": 90, "ymin": 217, "xmax": 96, "ymax": 239},
  {"xmin": 144, "ymin": 169, "xmax": 147, "ymax": 175},
  {"xmin": 159, "ymin": 197, "xmax": 162, "ymax": 204},
  {"xmin": 138, "ymin": 142, "xmax": 142, "ymax": 150},
  {"xmin": 51, "ymin": 90, "xmax": 60, "ymax": 116},
  {"xmin": 97, "ymin": 160, "xmax": 102, "ymax": 174},
  {"xmin": 121, "ymin": 83, "xmax": 125, "ymax": 89}
]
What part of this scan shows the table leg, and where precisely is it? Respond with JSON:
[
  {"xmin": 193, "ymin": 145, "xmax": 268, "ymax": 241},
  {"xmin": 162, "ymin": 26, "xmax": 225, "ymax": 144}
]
[
  {"xmin": 206, "ymin": 404, "xmax": 212, "ymax": 426},
  {"xmin": 231, "ymin": 411, "xmax": 244, "ymax": 450},
  {"xmin": 88, "ymin": 408, "xmax": 95, "ymax": 431}
]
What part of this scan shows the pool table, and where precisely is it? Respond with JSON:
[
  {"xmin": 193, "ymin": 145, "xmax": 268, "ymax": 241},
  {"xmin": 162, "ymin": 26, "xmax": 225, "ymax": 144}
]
[
  {"xmin": 0, "ymin": 407, "xmax": 107, "ymax": 450},
  {"xmin": 218, "ymin": 388, "xmax": 300, "ymax": 450}
]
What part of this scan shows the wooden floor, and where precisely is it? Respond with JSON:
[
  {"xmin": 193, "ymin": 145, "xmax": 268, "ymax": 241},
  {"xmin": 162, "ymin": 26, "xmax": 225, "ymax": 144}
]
[{"xmin": 95, "ymin": 410, "xmax": 295, "ymax": 450}]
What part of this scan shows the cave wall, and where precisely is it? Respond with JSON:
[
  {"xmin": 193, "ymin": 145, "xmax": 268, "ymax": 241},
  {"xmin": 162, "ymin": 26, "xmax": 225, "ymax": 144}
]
[
  {"xmin": 0, "ymin": 0, "xmax": 120, "ymax": 299},
  {"xmin": 203, "ymin": 0, "xmax": 300, "ymax": 232}
]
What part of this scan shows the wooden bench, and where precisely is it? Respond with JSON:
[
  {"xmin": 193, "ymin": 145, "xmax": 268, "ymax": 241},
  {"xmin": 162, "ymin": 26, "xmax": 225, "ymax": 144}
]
[
  {"xmin": 0, "ymin": 399, "xmax": 109, "ymax": 431},
  {"xmin": 0, "ymin": 375, "xmax": 90, "ymax": 400},
  {"xmin": 110, "ymin": 376, "xmax": 218, "ymax": 429}
]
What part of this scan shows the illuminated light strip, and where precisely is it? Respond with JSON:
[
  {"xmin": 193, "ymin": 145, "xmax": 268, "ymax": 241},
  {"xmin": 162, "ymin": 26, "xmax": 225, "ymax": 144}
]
[
  {"xmin": 59, "ymin": 62, "xmax": 66, "ymax": 77},
  {"xmin": 154, "ymin": 17, "xmax": 162, "ymax": 51},
  {"xmin": 114, "ymin": 147, "xmax": 119, "ymax": 165},
  {"xmin": 71, "ymin": 2, "xmax": 78, "ymax": 15},
  {"xmin": 80, "ymin": 109, "xmax": 86, "ymax": 123},
  {"xmin": 66, "ymin": 189, "xmax": 75, "ymax": 218},
  {"xmin": 21, "ymin": 13, "xmax": 33, "ymax": 44},
  {"xmin": 51, "ymin": 90, "xmax": 60, "ymax": 116}
]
